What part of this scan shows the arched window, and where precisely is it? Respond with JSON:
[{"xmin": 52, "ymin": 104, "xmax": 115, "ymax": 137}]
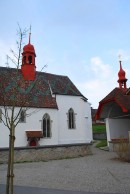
[
  {"xmin": 43, "ymin": 114, "xmax": 51, "ymax": 138},
  {"xmin": 23, "ymin": 56, "xmax": 26, "ymax": 64},
  {"xmin": 68, "ymin": 108, "xmax": 76, "ymax": 129},
  {"xmin": 28, "ymin": 55, "xmax": 32, "ymax": 64},
  {"xmin": 0, "ymin": 109, "xmax": 2, "ymax": 122},
  {"xmin": 19, "ymin": 110, "xmax": 26, "ymax": 123}
]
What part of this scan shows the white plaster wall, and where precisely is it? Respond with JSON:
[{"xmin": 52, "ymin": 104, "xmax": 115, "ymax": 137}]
[
  {"xmin": 106, "ymin": 118, "xmax": 130, "ymax": 142},
  {"xmin": 0, "ymin": 118, "xmax": 10, "ymax": 147},
  {"xmin": 0, "ymin": 107, "xmax": 58, "ymax": 148},
  {"xmin": 0, "ymin": 95, "xmax": 93, "ymax": 148},
  {"xmin": 56, "ymin": 95, "xmax": 93, "ymax": 144}
]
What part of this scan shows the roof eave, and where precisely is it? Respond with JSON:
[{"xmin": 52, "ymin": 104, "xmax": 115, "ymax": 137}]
[{"xmin": 96, "ymin": 98, "xmax": 128, "ymax": 120}]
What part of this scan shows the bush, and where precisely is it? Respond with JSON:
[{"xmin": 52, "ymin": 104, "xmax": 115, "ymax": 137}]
[{"xmin": 113, "ymin": 139, "xmax": 130, "ymax": 162}]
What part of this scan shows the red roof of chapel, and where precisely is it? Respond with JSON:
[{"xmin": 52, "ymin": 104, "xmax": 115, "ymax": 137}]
[
  {"xmin": 96, "ymin": 87, "xmax": 130, "ymax": 119},
  {"xmin": 0, "ymin": 67, "xmax": 86, "ymax": 109}
]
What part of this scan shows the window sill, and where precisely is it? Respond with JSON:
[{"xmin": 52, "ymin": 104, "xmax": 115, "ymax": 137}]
[{"xmin": 43, "ymin": 137, "xmax": 52, "ymax": 139}]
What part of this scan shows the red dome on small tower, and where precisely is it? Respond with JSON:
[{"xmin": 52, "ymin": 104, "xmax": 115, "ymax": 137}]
[
  {"xmin": 21, "ymin": 28, "xmax": 36, "ymax": 81},
  {"xmin": 23, "ymin": 44, "xmax": 35, "ymax": 53},
  {"xmin": 117, "ymin": 60, "xmax": 127, "ymax": 89},
  {"xmin": 118, "ymin": 62, "xmax": 126, "ymax": 79}
]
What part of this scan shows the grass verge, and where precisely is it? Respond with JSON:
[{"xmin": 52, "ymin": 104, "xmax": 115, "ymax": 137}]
[
  {"xmin": 96, "ymin": 140, "xmax": 107, "ymax": 148},
  {"xmin": 92, "ymin": 124, "xmax": 106, "ymax": 133}
]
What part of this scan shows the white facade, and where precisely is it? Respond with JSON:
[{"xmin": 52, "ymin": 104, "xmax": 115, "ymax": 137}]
[
  {"xmin": 106, "ymin": 118, "xmax": 130, "ymax": 146},
  {"xmin": 0, "ymin": 95, "xmax": 93, "ymax": 148}
]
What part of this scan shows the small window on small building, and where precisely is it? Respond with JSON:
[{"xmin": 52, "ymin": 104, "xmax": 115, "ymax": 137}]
[
  {"xmin": 43, "ymin": 113, "xmax": 51, "ymax": 138},
  {"xmin": 0, "ymin": 109, "xmax": 2, "ymax": 122},
  {"xmin": 68, "ymin": 108, "xmax": 76, "ymax": 129},
  {"xmin": 28, "ymin": 55, "xmax": 32, "ymax": 64},
  {"xmin": 19, "ymin": 110, "xmax": 26, "ymax": 123}
]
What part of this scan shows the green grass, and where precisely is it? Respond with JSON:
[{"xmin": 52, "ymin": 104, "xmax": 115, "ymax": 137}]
[
  {"xmin": 92, "ymin": 124, "xmax": 106, "ymax": 133},
  {"xmin": 96, "ymin": 140, "xmax": 107, "ymax": 148}
]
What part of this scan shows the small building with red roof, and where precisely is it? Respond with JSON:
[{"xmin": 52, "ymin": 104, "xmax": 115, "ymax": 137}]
[{"xmin": 96, "ymin": 60, "xmax": 130, "ymax": 147}]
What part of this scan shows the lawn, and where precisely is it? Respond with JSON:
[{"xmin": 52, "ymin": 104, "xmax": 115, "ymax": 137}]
[
  {"xmin": 96, "ymin": 140, "xmax": 107, "ymax": 148},
  {"xmin": 92, "ymin": 124, "xmax": 106, "ymax": 133}
]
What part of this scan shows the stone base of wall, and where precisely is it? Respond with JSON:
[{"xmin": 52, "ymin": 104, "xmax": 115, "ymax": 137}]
[
  {"xmin": 93, "ymin": 132, "xmax": 107, "ymax": 140},
  {"xmin": 0, "ymin": 144, "xmax": 92, "ymax": 164}
]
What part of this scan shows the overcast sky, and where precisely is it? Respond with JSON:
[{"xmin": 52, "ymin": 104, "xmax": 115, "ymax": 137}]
[{"xmin": 0, "ymin": 0, "xmax": 130, "ymax": 108}]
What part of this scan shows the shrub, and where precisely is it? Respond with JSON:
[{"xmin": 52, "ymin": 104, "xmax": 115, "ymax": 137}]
[{"xmin": 113, "ymin": 139, "xmax": 130, "ymax": 162}]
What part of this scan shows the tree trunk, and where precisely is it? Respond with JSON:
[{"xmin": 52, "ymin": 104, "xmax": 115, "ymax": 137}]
[
  {"xmin": 10, "ymin": 124, "xmax": 15, "ymax": 194},
  {"xmin": 6, "ymin": 134, "xmax": 11, "ymax": 194},
  {"xmin": 6, "ymin": 125, "xmax": 15, "ymax": 194}
]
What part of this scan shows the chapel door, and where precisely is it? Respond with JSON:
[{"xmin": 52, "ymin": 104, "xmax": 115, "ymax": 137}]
[{"xmin": 30, "ymin": 139, "xmax": 37, "ymax": 146}]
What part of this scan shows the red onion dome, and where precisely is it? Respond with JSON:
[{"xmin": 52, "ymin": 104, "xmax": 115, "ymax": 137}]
[
  {"xmin": 23, "ymin": 43, "xmax": 35, "ymax": 53},
  {"xmin": 118, "ymin": 63, "xmax": 126, "ymax": 80}
]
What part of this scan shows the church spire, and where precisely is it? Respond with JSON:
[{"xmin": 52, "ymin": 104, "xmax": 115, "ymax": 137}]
[
  {"xmin": 29, "ymin": 25, "xmax": 31, "ymax": 44},
  {"xmin": 117, "ymin": 57, "xmax": 127, "ymax": 89}
]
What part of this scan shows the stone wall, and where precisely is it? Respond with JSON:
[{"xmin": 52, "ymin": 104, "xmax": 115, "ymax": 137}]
[
  {"xmin": 0, "ymin": 144, "xmax": 92, "ymax": 164},
  {"xmin": 93, "ymin": 132, "xmax": 107, "ymax": 140}
]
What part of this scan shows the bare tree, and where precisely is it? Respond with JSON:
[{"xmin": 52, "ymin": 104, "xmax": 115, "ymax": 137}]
[{"xmin": 0, "ymin": 25, "xmax": 42, "ymax": 194}]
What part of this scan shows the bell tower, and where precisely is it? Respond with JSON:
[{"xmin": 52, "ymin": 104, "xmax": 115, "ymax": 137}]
[
  {"xmin": 117, "ymin": 59, "xmax": 127, "ymax": 89},
  {"xmin": 21, "ymin": 29, "xmax": 36, "ymax": 80}
]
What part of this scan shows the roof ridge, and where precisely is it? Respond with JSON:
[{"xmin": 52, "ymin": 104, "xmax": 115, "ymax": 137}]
[
  {"xmin": 36, "ymin": 70, "xmax": 68, "ymax": 78},
  {"xmin": 0, "ymin": 66, "xmax": 69, "ymax": 78}
]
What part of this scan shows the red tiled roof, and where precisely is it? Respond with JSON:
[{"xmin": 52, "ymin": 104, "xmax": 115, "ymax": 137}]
[
  {"xmin": 0, "ymin": 67, "xmax": 86, "ymax": 108},
  {"xmin": 96, "ymin": 87, "xmax": 130, "ymax": 119},
  {"xmin": 100, "ymin": 87, "xmax": 130, "ymax": 110},
  {"xmin": 26, "ymin": 131, "xmax": 43, "ymax": 138}
]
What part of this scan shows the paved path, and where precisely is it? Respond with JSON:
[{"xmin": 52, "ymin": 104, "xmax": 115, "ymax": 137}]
[
  {"xmin": 0, "ymin": 144, "xmax": 130, "ymax": 194},
  {"xmin": 0, "ymin": 184, "xmax": 119, "ymax": 194}
]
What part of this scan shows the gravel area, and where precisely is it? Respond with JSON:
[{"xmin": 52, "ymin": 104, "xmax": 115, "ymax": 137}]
[{"xmin": 0, "ymin": 144, "xmax": 130, "ymax": 194}]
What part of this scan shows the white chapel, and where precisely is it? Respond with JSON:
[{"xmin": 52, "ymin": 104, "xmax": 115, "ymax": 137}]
[{"xmin": 0, "ymin": 34, "xmax": 93, "ymax": 148}]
